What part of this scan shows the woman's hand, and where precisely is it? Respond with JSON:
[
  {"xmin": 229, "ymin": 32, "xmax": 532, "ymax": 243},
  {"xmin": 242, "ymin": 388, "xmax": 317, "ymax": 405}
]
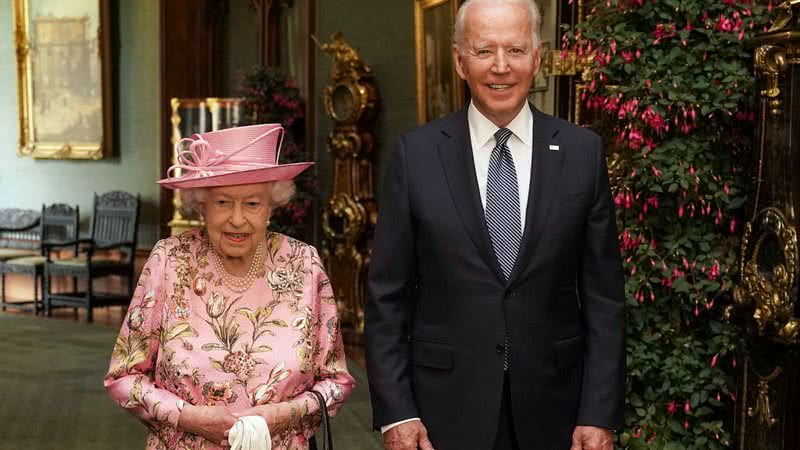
[
  {"xmin": 234, "ymin": 404, "xmax": 287, "ymax": 433},
  {"xmin": 178, "ymin": 404, "xmax": 238, "ymax": 445}
]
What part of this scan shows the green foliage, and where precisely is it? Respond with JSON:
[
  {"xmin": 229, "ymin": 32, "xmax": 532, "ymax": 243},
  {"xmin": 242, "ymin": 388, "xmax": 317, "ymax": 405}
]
[
  {"xmin": 565, "ymin": 0, "xmax": 772, "ymax": 447},
  {"xmin": 240, "ymin": 66, "xmax": 314, "ymax": 239}
]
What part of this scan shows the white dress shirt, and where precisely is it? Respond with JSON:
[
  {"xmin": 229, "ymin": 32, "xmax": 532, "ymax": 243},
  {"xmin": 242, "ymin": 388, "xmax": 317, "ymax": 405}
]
[
  {"xmin": 469, "ymin": 100, "xmax": 533, "ymax": 229},
  {"xmin": 381, "ymin": 103, "xmax": 534, "ymax": 435}
]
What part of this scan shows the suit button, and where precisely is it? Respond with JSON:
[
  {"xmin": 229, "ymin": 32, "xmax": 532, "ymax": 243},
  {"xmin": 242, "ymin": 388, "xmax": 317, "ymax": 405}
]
[{"xmin": 496, "ymin": 344, "xmax": 505, "ymax": 353}]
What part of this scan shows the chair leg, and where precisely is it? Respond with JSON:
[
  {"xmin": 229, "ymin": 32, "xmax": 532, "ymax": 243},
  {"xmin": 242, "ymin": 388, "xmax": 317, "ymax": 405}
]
[
  {"xmin": 1, "ymin": 273, "xmax": 6, "ymax": 312},
  {"xmin": 86, "ymin": 277, "xmax": 93, "ymax": 323},
  {"xmin": 128, "ymin": 270, "xmax": 135, "ymax": 297},
  {"xmin": 44, "ymin": 273, "xmax": 52, "ymax": 317},
  {"xmin": 42, "ymin": 272, "xmax": 53, "ymax": 317},
  {"xmin": 33, "ymin": 273, "xmax": 40, "ymax": 315},
  {"xmin": 72, "ymin": 276, "xmax": 81, "ymax": 318}
]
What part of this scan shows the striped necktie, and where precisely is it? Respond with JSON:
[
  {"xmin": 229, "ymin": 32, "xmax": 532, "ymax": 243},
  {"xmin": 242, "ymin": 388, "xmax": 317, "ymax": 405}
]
[
  {"xmin": 485, "ymin": 127, "xmax": 522, "ymax": 279},
  {"xmin": 485, "ymin": 127, "xmax": 522, "ymax": 371}
]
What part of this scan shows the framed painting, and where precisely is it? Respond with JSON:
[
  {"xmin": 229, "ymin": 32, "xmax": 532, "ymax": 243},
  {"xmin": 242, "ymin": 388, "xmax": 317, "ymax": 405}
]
[
  {"xmin": 531, "ymin": 41, "xmax": 551, "ymax": 93},
  {"xmin": 13, "ymin": 0, "xmax": 113, "ymax": 159},
  {"xmin": 414, "ymin": 0, "xmax": 465, "ymax": 124}
]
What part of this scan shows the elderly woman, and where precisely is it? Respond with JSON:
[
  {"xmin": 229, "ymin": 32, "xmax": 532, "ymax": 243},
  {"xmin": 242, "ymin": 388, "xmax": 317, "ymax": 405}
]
[{"xmin": 104, "ymin": 124, "xmax": 355, "ymax": 449}]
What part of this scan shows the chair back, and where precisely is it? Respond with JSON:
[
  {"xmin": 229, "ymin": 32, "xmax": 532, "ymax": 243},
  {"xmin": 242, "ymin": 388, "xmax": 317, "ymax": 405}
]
[
  {"xmin": 0, "ymin": 208, "xmax": 40, "ymax": 250},
  {"xmin": 90, "ymin": 191, "xmax": 140, "ymax": 262},
  {"xmin": 40, "ymin": 203, "xmax": 80, "ymax": 256}
]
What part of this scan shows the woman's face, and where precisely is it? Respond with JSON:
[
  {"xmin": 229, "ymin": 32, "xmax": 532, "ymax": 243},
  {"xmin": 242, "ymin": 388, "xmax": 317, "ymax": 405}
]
[{"xmin": 203, "ymin": 183, "xmax": 271, "ymax": 260}]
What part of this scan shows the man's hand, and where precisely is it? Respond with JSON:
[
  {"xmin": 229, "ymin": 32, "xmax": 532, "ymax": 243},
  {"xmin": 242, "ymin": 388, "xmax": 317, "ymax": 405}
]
[
  {"xmin": 384, "ymin": 421, "xmax": 435, "ymax": 450},
  {"xmin": 570, "ymin": 426, "xmax": 614, "ymax": 450}
]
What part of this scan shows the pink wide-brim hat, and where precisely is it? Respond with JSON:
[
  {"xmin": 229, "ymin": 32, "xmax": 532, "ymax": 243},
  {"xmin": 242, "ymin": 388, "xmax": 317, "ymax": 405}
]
[{"xmin": 158, "ymin": 123, "xmax": 314, "ymax": 190}]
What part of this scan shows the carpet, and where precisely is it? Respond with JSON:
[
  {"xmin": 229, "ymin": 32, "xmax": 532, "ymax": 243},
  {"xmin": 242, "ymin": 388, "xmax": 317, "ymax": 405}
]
[{"xmin": 0, "ymin": 313, "xmax": 381, "ymax": 449}]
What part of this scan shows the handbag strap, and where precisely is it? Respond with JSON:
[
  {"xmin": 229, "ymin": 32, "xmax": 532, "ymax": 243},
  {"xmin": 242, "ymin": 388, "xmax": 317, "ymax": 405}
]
[{"xmin": 309, "ymin": 390, "xmax": 333, "ymax": 450}]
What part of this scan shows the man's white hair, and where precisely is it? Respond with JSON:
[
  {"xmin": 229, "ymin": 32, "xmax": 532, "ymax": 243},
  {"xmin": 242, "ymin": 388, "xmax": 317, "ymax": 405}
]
[{"xmin": 453, "ymin": 0, "xmax": 542, "ymax": 49}]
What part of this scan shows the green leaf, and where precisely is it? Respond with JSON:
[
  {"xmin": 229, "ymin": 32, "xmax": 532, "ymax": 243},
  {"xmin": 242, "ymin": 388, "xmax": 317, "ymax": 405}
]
[
  {"xmin": 201, "ymin": 343, "xmax": 226, "ymax": 352},
  {"xmin": 672, "ymin": 277, "xmax": 690, "ymax": 293},
  {"xmin": 163, "ymin": 322, "xmax": 198, "ymax": 343},
  {"xmin": 209, "ymin": 358, "xmax": 225, "ymax": 371}
]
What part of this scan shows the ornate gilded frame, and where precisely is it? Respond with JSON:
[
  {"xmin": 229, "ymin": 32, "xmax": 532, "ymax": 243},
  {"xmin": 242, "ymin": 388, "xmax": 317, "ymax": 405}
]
[
  {"xmin": 414, "ymin": 0, "xmax": 465, "ymax": 124},
  {"xmin": 13, "ymin": 0, "xmax": 113, "ymax": 159},
  {"xmin": 732, "ymin": 207, "xmax": 800, "ymax": 343},
  {"xmin": 317, "ymin": 33, "xmax": 379, "ymax": 336}
]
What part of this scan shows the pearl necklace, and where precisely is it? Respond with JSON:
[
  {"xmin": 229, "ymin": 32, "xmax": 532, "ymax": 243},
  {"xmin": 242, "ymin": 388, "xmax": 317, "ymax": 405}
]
[{"xmin": 210, "ymin": 240, "xmax": 264, "ymax": 293}]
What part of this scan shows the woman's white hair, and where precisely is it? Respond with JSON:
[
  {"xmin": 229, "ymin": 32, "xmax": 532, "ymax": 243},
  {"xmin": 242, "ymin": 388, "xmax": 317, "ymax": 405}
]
[
  {"xmin": 180, "ymin": 180, "xmax": 296, "ymax": 216},
  {"xmin": 453, "ymin": 0, "xmax": 542, "ymax": 49}
]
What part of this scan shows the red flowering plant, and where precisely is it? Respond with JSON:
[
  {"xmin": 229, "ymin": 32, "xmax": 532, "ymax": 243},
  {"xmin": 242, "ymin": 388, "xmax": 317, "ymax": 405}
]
[
  {"xmin": 240, "ymin": 66, "xmax": 314, "ymax": 239},
  {"xmin": 564, "ymin": 0, "xmax": 772, "ymax": 448}
]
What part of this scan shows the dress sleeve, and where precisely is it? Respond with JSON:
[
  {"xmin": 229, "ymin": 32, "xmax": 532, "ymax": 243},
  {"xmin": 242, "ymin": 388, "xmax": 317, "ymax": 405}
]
[
  {"xmin": 104, "ymin": 240, "xmax": 185, "ymax": 430},
  {"xmin": 281, "ymin": 247, "xmax": 357, "ymax": 436}
]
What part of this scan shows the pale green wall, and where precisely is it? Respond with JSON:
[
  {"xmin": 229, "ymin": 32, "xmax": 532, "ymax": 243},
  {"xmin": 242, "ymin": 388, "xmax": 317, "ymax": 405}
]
[
  {"xmin": 220, "ymin": 1, "xmax": 260, "ymax": 97},
  {"xmin": 0, "ymin": 0, "xmax": 421, "ymax": 248},
  {"xmin": 314, "ymin": 0, "xmax": 417, "ymax": 206},
  {"xmin": 0, "ymin": 0, "xmax": 160, "ymax": 247}
]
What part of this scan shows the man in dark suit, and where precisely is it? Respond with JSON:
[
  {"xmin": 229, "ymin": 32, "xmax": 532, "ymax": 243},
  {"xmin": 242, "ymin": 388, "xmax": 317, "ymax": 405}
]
[{"xmin": 365, "ymin": 1, "xmax": 625, "ymax": 449}]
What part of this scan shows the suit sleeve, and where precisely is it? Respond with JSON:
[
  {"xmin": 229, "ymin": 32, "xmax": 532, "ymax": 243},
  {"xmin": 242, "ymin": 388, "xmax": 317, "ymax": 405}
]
[
  {"xmin": 365, "ymin": 135, "xmax": 420, "ymax": 430},
  {"xmin": 576, "ymin": 135, "xmax": 626, "ymax": 430}
]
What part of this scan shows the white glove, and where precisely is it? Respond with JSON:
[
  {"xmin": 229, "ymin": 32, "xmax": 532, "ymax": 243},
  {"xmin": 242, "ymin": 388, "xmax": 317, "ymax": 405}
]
[{"xmin": 228, "ymin": 415, "xmax": 272, "ymax": 450}]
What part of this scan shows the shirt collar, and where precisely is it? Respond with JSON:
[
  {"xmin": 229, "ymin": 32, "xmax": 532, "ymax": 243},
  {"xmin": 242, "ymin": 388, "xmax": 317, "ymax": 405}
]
[{"xmin": 468, "ymin": 101, "xmax": 533, "ymax": 149}]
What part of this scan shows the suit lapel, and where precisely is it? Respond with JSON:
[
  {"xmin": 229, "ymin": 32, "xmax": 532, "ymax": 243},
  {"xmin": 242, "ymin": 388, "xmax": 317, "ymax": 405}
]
[
  {"xmin": 437, "ymin": 109, "xmax": 505, "ymax": 282},
  {"xmin": 507, "ymin": 105, "xmax": 564, "ymax": 286}
]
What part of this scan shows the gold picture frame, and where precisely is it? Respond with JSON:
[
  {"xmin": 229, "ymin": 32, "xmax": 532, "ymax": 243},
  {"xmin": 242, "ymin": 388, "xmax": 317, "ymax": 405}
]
[
  {"xmin": 13, "ymin": 0, "xmax": 113, "ymax": 159},
  {"xmin": 530, "ymin": 41, "xmax": 551, "ymax": 93},
  {"xmin": 414, "ymin": 0, "xmax": 465, "ymax": 124}
]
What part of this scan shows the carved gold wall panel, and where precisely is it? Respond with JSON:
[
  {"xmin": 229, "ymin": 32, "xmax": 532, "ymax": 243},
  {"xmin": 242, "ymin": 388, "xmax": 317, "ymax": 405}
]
[
  {"xmin": 318, "ymin": 33, "xmax": 378, "ymax": 341},
  {"xmin": 733, "ymin": 2, "xmax": 800, "ymax": 449}
]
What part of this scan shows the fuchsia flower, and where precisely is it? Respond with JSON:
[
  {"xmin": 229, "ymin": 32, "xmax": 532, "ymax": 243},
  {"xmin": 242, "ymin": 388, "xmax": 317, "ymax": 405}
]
[
  {"xmin": 650, "ymin": 166, "xmax": 663, "ymax": 177},
  {"xmin": 709, "ymin": 261, "xmax": 721, "ymax": 280},
  {"xmin": 622, "ymin": 51, "xmax": 634, "ymax": 63},
  {"xmin": 653, "ymin": 23, "xmax": 676, "ymax": 43},
  {"xmin": 667, "ymin": 400, "xmax": 678, "ymax": 415},
  {"xmin": 642, "ymin": 105, "xmax": 666, "ymax": 133}
]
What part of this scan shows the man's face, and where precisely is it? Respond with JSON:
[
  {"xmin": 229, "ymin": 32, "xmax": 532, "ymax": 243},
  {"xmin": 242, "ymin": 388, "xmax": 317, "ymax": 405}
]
[{"xmin": 453, "ymin": 2, "xmax": 541, "ymax": 127}]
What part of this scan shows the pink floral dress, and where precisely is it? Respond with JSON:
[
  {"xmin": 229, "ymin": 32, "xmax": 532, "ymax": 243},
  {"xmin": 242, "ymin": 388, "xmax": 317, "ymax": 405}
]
[{"xmin": 104, "ymin": 229, "xmax": 356, "ymax": 449}]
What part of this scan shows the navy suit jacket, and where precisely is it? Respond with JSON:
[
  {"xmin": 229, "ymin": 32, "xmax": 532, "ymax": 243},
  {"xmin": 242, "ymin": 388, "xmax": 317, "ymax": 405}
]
[{"xmin": 365, "ymin": 105, "xmax": 625, "ymax": 450}]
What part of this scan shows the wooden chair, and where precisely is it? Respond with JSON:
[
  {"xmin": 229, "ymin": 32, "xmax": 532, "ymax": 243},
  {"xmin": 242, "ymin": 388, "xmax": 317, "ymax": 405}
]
[
  {"xmin": 0, "ymin": 204, "xmax": 79, "ymax": 313},
  {"xmin": 44, "ymin": 191, "xmax": 140, "ymax": 322}
]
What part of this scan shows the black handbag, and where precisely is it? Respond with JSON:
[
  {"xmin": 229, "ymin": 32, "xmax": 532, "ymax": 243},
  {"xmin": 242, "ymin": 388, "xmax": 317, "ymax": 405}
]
[{"xmin": 308, "ymin": 390, "xmax": 333, "ymax": 450}]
